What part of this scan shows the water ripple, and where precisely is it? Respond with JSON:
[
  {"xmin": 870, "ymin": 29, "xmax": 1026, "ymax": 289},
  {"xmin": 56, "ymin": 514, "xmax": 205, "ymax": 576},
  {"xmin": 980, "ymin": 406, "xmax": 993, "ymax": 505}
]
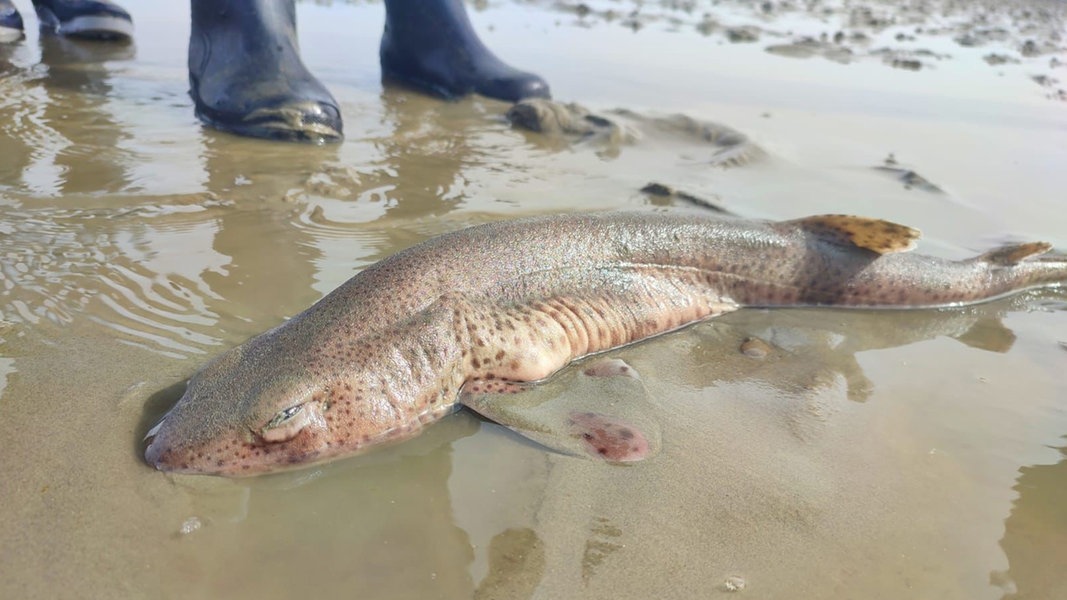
[{"xmin": 0, "ymin": 200, "xmax": 232, "ymax": 358}]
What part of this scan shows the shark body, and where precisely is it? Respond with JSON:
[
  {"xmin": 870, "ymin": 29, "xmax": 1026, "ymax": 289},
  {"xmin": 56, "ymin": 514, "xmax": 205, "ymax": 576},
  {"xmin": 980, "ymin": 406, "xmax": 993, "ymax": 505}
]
[{"xmin": 143, "ymin": 211, "xmax": 1067, "ymax": 476}]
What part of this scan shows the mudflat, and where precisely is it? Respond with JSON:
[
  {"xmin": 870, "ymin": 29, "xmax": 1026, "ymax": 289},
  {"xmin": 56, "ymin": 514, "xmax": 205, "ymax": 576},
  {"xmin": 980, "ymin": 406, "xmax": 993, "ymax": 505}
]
[{"xmin": 0, "ymin": 1, "xmax": 1064, "ymax": 599}]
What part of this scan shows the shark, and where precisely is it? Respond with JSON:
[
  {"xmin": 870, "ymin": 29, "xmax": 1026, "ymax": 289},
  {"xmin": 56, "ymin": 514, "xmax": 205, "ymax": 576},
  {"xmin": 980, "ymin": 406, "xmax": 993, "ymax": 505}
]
[{"xmin": 143, "ymin": 211, "xmax": 1067, "ymax": 476}]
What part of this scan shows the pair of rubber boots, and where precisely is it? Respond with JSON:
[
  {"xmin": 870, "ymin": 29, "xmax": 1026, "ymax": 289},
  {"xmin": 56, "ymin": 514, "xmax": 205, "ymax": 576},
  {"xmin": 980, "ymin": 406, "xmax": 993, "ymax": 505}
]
[
  {"xmin": 0, "ymin": 0, "xmax": 132, "ymax": 42},
  {"xmin": 2, "ymin": 0, "xmax": 549, "ymax": 142},
  {"xmin": 193, "ymin": 0, "xmax": 550, "ymax": 142}
]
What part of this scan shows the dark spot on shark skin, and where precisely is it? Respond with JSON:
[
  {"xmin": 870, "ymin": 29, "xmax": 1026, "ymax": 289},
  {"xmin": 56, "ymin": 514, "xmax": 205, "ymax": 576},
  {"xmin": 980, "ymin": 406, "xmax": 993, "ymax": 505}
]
[{"xmin": 567, "ymin": 411, "xmax": 650, "ymax": 462}]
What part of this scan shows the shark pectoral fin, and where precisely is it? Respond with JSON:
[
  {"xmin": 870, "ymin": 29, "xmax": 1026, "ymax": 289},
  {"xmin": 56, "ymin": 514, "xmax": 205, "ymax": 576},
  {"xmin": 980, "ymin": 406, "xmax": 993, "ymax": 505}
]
[
  {"xmin": 563, "ymin": 410, "xmax": 652, "ymax": 463},
  {"xmin": 976, "ymin": 241, "xmax": 1052, "ymax": 266},
  {"xmin": 789, "ymin": 215, "xmax": 922, "ymax": 255},
  {"xmin": 460, "ymin": 359, "xmax": 661, "ymax": 463}
]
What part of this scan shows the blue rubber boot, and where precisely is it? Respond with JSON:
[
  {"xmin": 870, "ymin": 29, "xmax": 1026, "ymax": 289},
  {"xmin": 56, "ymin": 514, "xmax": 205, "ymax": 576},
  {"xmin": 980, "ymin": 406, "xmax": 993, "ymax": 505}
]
[
  {"xmin": 32, "ymin": 0, "xmax": 133, "ymax": 41},
  {"xmin": 380, "ymin": 0, "xmax": 551, "ymax": 102},
  {"xmin": 189, "ymin": 0, "xmax": 343, "ymax": 143}
]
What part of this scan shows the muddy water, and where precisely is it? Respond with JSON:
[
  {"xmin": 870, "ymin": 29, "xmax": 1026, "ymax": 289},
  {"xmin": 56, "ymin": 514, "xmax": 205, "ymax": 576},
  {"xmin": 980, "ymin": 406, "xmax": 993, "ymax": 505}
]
[{"xmin": 1, "ymin": 0, "xmax": 1066, "ymax": 598}]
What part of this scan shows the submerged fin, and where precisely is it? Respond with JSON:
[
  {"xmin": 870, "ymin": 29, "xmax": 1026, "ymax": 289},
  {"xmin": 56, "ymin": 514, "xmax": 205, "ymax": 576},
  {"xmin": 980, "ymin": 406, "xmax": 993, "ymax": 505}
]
[
  {"xmin": 582, "ymin": 357, "xmax": 641, "ymax": 379},
  {"xmin": 565, "ymin": 411, "xmax": 649, "ymax": 462},
  {"xmin": 789, "ymin": 214, "xmax": 921, "ymax": 255},
  {"xmin": 460, "ymin": 359, "xmax": 660, "ymax": 463},
  {"xmin": 976, "ymin": 241, "xmax": 1052, "ymax": 266}
]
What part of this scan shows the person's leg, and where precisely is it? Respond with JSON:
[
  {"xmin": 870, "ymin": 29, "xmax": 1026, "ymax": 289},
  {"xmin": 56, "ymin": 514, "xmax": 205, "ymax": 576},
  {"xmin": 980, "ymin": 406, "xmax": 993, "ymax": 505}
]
[
  {"xmin": 189, "ymin": 0, "xmax": 342, "ymax": 143},
  {"xmin": 380, "ymin": 0, "xmax": 550, "ymax": 102},
  {"xmin": 0, "ymin": 0, "xmax": 23, "ymax": 43},
  {"xmin": 32, "ymin": 0, "xmax": 133, "ymax": 41}
]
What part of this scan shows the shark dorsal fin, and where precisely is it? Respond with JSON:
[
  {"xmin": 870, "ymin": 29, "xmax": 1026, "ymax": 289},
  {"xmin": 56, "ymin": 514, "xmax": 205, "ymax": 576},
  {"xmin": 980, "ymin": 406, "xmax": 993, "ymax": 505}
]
[
  {"xmin": 977, "ymin": 241, "xmax": 1052, "ymax": 266},
  {"xmin": 790, "ymin": 214, "xmax": 921, "ymax": 255}
]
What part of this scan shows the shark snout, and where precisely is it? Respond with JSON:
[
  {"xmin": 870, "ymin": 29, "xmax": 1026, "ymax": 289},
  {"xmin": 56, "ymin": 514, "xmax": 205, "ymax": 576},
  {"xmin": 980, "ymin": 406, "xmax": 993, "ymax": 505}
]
[
  {"xmin": 142, "ymin": 414, "xmax": 222, "ymax": 474},
  {"xmin": 143, "ymin": 418, "xmax": 178, "ymax": 472},
  {"xmin": 141, "ymin": 410, "xmax": 334, "ymax": 477},
  {"xmin": 143, "ymin": 438, "xmax": 166, "ymax": 471}
]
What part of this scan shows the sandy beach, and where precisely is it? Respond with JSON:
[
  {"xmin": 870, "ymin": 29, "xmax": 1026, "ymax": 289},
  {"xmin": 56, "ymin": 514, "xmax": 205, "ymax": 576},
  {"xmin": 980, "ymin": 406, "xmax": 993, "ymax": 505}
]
[{"xmin": 1, "ymin": 0, "xmax": 1065, "ymax": 598}]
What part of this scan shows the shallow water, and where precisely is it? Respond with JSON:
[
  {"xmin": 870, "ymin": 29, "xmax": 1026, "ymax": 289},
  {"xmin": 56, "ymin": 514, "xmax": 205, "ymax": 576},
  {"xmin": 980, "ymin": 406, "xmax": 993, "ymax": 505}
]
[{"xmin": 1, "ymin": 0, "xmax": 1066, "ymax": 598}]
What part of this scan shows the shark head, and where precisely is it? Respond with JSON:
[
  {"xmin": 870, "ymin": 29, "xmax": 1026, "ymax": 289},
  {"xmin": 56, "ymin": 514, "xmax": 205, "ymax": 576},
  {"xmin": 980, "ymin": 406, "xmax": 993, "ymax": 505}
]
[{"xmin": 143, "ymin": 329, "xmax": 429, "ymax": 477}]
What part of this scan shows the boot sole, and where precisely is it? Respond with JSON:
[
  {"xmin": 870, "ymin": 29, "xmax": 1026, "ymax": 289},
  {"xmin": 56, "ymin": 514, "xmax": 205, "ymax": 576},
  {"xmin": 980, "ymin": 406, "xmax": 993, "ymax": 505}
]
[
  {"xmin": 194, "ymin": 104, "xmax": 343, "ymax": 144},
  {"xmin": 0, "ymin": 24, "xmax": 22, "ymax": 43},
  {"xmin": 36, "ymin": 7, "xmax": 133, "ymax": 41},
  {"xmin": 381, "ymin": 62, "xmax": 551, "ymax": 104}
]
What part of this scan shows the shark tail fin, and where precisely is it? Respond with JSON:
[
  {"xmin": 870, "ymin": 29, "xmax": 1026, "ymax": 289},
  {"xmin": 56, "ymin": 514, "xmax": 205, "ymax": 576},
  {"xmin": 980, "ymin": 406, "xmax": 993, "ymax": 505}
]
[{"xmin": 976, "ymin": 241, "xmax": 1052, "ymax": 266}]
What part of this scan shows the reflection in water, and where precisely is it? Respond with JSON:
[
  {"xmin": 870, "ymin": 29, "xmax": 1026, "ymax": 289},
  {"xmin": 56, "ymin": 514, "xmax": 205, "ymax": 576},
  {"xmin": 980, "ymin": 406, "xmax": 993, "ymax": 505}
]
[
  {"xmin": 361, "ymin": 89, "xmax": 481, "ymax": 221},
  {"xmin": 190, "ymin": 134, "xmax": 337, "ymax": 334},
  {"xmin": 0, "ymin": 35, "xmax": 134, "ymax": 196},
  {"xmin": 36, "ymin": 36, "xmax": 134, "ymax": 195},
  {"xmin": 680, "ymin": 296, "xmax": 1032, "ymax": 407},
  {"xmin": 997, "ymin": 443, "xmax": 1067, "ymax": 600}
]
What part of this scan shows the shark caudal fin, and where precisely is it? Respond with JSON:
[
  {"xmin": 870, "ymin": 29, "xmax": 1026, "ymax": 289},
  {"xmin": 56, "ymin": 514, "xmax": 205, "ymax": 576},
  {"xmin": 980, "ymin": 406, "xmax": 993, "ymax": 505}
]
[
  {"xmin": 975, "ymin": 241, "xmax": 1053, "ymax": 266},
  {"xmin": 968, "ymin": 241, "xmax": 1067, "ymax": 293},
  {"xmin": 787, "ymin": 215, "xmax": 922, "ymax": 255}
]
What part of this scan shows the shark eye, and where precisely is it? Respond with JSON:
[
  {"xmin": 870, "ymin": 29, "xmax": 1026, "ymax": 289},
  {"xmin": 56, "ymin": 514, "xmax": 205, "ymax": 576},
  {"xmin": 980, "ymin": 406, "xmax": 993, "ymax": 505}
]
[
  {"xmin": 268, "ymin": 404, "xmax": 303, "ymax": 427},
  {"xmin": 261, "ymin": 404, "xmax": 310, "ymax": 442}
]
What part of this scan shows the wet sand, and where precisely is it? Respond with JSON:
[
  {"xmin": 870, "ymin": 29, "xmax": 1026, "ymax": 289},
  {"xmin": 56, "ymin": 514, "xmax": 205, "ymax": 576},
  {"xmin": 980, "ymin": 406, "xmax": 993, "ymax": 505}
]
[{"xmin": 1, "ymin": 0, "xmax": 1066, "ymax": 598}]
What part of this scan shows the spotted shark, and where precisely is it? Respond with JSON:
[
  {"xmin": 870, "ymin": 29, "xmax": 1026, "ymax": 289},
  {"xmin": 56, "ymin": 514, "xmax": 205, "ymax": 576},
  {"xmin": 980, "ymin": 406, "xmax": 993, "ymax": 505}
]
[{"xmin": 143, "ymin": 211, "xmax": 1067, "ymax": 476}]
